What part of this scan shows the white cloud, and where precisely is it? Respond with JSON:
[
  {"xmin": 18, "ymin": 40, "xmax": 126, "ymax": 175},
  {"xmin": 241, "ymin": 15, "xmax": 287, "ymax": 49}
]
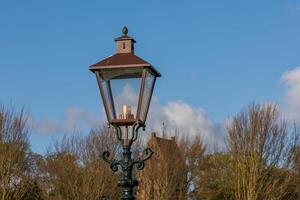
[
  {"xmin": 29, "ymin": 118, "xmax": 62, "ymax": 133},
  {"xmin": 64, "ymin": 107, "xmax": 100, "ymax": 131},
  {"xmin": 281, "ymin": 67, "xmax": 300, "ymax": 122},
  {"xmin": 29, "ymin": 107, "xmax": 101, "ymax": 134},
  {"xmin": 147, "ymin": 98, "xmax": 217, "ymax": 145},
  {"xmin": 30, "ymin": 84, "xmax": 221, "ymax": 146},
  {"xmin": 114, "ymin": 84, "xmax": 216, "ymax": 144}
]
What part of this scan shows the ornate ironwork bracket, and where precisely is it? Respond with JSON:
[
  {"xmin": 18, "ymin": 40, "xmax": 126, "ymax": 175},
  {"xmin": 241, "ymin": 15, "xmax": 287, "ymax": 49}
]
[
  {"xmin": 133, "ymin": 148, "xmax": 153, "ymax": 170},
  {"xmin": 102, "ymin": 151, "xmax": 120, "ymax": 172},
  {"xmin": 100, "ymin": 122, "xmax": 154, "ymax": 200},
  {"xmin": 101, "ymin": 147, "xmax": 153, "ymax": 172}
]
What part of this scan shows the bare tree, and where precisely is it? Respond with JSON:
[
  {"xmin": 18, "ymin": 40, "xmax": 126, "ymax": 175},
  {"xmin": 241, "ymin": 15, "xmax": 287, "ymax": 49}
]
[
  {"xmin": 227, "ymin": 103, "xmax": 299, "ymax": 200},
  {"xmin": 39, "ymin": 125, "xmax": 121, "ymax": 200},
  {"xmin": 293, "ymin": 146, "xmax": 300, "ymax": 197},
  {"xmin": 82, "ymin": 126, "xmax": 121, "ymax": 199},
  {"xmin": 180, "ymin": 135, "xmax": 206, "ymax": 199},
  {"xmin": 193, "ymin": 152, "xmax": 234, "ymax": 200},
  {"xmin": 0, "ymin": 106, "xmax": 31, "ymax": 200}
]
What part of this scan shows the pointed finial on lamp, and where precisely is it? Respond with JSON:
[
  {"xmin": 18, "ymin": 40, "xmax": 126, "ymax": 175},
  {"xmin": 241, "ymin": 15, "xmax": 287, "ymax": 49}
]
[{"xmin": 122, "ymin": 26, "xmax": 128, "ymax": 36}]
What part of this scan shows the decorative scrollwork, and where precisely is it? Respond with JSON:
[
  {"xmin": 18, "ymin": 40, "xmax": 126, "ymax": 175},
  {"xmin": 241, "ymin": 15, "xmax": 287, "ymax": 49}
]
[
  {"xmin": 142, "ymin": 148, "xmax": 154, "ymax": 161},
  {"xmin": 111, "ymin": 125, "xmax": 122, "ymax": 142},
  {"xmin": 102, "ymin": 151, "xmax": 111, "ymax": 162},
  {"xmin": 101, "ymin": 124, "xmax": 153, "ymax": 192},
  {"xmin": 101, "ymin": 147, "xmax": 154, "ymax": 172},
  {"xmin": 120, "ymin": 160, "xmax": 134, "ymax": 171},
  {"xmin": 134, "ymin": 160, "xmax": 145, "ymax": 170},
  {"xmin": 110, "ymin": 162, "xmax": 119, "ymax": 172},
  {"xmin": 133, "ymin": 148, "xmax": 154, "ymax": 170},
  {"xmin": 101, "ymin": 151, "xmax": 120, "ymax": 172},
  {"xmin": 130, "ymin": 122, "xmax": 145, "ymax": 144}
]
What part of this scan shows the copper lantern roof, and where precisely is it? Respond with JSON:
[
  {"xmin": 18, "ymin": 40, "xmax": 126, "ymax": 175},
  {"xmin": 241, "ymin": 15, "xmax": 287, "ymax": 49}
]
[{"xmin": 89, "ymin": 27, "xmax": 161, "ymax": 77}]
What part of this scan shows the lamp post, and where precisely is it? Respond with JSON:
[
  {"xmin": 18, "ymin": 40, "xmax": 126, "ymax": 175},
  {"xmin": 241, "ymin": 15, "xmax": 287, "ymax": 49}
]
[{"xmin": 89, "ymin": 27, "xmax": 161, "ymax": 200}]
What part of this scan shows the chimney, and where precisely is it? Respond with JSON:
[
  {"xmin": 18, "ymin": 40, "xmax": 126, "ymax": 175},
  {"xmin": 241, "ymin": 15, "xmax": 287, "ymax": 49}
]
[
  {"xmin": 171, "ymin": 136, "xmax": 176, "ymax": 142},
  {"xmin": 151, "ymin": 132, "xmax": 156, "ymax": 138},
  {"xmin": 115, "ymin": 26, "xmax": 136, "ymax": 54}
]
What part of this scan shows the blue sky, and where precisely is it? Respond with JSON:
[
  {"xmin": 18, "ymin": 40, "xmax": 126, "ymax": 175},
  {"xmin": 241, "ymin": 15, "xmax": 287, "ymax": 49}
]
[{"xmin": 1, "ymin": 1, "xmax": 300, "ymax": 153}]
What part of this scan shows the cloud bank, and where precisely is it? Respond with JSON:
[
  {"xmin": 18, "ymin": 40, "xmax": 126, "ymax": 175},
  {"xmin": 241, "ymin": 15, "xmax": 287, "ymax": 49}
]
[
  {"xmin": 31, "ymin": 84, "xmax": 219, "ymax": 145},
  {"xmin": 281, "ymin": 67, "xmax": 300, "ymax": 122},
  {"xmin": 147, "ymin": 98, "xmax": 216, "ymax": 144},
  {"xmin": 29, "ymin": 107, "xmax": 101, "ymax": 134},
  {"xmin": 116, "ymin": 84, "xmax": 217, "ymax": 144}
]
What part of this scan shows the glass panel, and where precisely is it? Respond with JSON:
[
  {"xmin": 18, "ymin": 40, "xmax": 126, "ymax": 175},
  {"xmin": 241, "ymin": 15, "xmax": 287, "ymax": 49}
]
[
  {"xmin": 96, "ymin": 74, "xmax": 116, "ymax": 122},
  {"xmin": 139, "ymin": 69, "xmax": 155, "ymax": 123},
  {"xmin": 99, "ymin": 67, "xmax": 143, "ymax": 80},
  {"xmin": 103, "ymin": 80, "xmax": 116, "ymax": 120},
  {"xmin": 109, "ymin": 77, "xmax": 141, "ymax": 121}
]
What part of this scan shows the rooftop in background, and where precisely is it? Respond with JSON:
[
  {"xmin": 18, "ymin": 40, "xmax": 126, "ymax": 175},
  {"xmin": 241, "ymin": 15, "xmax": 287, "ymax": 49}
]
[{"xmin": 148, "ymin": 132, "xmax": 179, "ymax": 155}]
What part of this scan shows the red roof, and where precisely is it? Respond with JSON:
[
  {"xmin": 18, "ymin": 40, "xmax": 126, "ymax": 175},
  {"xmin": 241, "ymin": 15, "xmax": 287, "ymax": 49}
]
[
  {"xmin": 90, "ymin": 53, "xmax": 150, "ymax": 67},
  {"xmin": 89, "ymin": 53, "xmax": 161, "ymax": 77}
]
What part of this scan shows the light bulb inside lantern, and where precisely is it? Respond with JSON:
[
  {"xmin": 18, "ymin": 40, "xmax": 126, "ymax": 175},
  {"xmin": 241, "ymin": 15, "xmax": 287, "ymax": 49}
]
[{"xmin": 119, "ymin": 105, "xmax": 134, "ymax": 120}]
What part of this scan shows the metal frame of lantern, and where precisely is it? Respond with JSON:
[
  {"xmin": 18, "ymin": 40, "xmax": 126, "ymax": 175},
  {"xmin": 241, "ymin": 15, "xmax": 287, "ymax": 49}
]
[
  {"xmin": 89, "ymin": 27, "xmax": 161, "ymax": 200},
  {"xmin": 92, "ymin": 65, "xmax": 160, "ymax": 127}
]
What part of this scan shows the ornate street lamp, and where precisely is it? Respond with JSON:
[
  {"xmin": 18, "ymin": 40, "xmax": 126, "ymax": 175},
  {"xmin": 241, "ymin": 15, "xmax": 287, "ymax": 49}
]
[{"xmin": 89, "ymin": 27, "xmax": 161, "ymax": 200}]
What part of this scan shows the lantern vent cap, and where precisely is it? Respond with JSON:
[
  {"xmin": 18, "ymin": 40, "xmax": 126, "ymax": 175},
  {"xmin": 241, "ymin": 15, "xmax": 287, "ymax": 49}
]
[{"xmin": 114, "ymin": 26, "xmax": 136, "ymax": 43}]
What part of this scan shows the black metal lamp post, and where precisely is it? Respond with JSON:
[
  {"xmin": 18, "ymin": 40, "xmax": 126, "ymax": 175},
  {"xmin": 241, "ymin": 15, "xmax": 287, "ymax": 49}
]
[{"xmin": 89, "ymin": 27, "xmax": 161, "ymax": 200}]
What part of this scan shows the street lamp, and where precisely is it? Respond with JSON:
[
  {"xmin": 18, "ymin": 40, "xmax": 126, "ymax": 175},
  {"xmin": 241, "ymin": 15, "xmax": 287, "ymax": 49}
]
[{"xmin": 90, "ymin": 27, "xmax": 161, "ymax": 200}]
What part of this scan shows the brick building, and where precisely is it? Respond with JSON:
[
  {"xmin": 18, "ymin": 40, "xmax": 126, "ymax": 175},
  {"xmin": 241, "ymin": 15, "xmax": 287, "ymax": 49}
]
[{"xmin": 137, "ymin": 133, "xmax": 187, "ymax": 200}]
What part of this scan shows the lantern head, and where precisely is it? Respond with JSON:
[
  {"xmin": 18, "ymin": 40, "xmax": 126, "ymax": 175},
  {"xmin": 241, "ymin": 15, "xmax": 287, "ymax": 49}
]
[{"xmin": 90, "ymin": 27, "xmax": 161, "ymax": 127}]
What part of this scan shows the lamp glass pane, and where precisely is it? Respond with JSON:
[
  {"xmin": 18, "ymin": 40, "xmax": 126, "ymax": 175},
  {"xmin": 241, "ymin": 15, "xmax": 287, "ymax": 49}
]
[
  {"xmin": 97, "ymin": 67, "xmax": 144, "ymax": 123},
  {"xmin": 95, "ymin": 73, "xmax": 116, "ymax": 122},
  {"xmin": 102, "ymin": 80, "xmax": 116, "ymax": 120},
  {"xmin": 139, "ymin": 69, "xmax": 155, "ymax": 123},
  {"xmin": 110, "ymin": 78, "xmax": 141, "ymax": 121}
]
